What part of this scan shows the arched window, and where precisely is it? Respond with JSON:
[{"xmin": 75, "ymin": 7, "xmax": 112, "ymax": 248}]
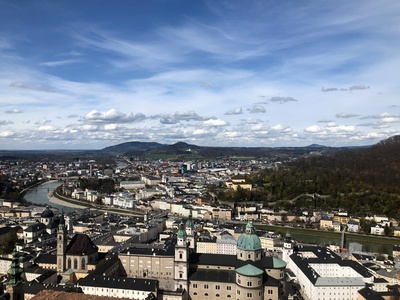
[
  {"xmin": 74, "ymin": 258, "xmax": 78, "ymax": 269},
  {"xmin": 81, "ymin": 258, "xmax": 86, "ymax": 270},
  {"xmin": 67, "ymin": 258, "xmax": 71, "ymax": 269}
]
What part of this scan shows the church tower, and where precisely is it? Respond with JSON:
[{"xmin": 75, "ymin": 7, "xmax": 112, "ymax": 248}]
[
  {"xmin": 6, "ymin": 249, "xmax": 24, "ymax": 300},
  {"xmin": 185, "ymin": 213, "xmax": 196, "ymax": 249},
  {"xmin": 174, "ymin": 222, "xmax": 189, "ymax": 291},
  {"xmin": 282, "ymin": 232, "xmax": 293, "ymax": 263},
  {"xmin": 57, "ymin": 211, "xmax": 67, "ymax": 274}
]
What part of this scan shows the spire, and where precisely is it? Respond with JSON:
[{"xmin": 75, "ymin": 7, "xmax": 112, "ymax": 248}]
[
  {"xmin": 7, "ymin": 249, "xmax": 23, "ymax": 286},
  {"xmin": 59, "ymin": 210, "xmax": 66, "ymax": 230}
]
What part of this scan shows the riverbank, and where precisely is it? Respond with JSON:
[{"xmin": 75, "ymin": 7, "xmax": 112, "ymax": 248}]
[
  {"xmin": 48, "ymin": 190, "xmax": 88, "ymax": 209},
  {"xmin": 49, "ymin": 187, "xmax": 144, "ymax": 216}
]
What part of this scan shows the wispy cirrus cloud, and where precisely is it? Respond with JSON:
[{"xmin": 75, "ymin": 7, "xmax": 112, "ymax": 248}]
[
  {"xmin": 322, "ymin": 84, "xmax": 370, "ymax": 92},
  {"xmin": 40, "ymin": 59, "xmax": 81, "ymax": 67},
  {"xmin": 335, "ymin": 112, "xmax": 359, "ymax": 118},
  {"xmin": 4, "ymin": 108, "xmax": 22, "ymax": 114},
  {"xmin": 0, "ymin": 120, "xmax": 13, "ymax": 126},
  {"xmin": 9, "ymin": 81, "xmax": 55, "ymax": 93}
]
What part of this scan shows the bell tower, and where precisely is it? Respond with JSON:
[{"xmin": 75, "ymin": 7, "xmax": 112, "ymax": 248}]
[
  {"xmin": 282, "ymin": 232, "xmax": 293, "ymax": 263},
  {"xmin": 57, "ymin": 211, "xmax": 67, "ymax": 274},
  {"xmin": 6, "ymin": 249, "xmax": 24, "ymax": 300},
  {"xmin": 174, "ymin": 222, "xmax": 188, "ymax": 291}
]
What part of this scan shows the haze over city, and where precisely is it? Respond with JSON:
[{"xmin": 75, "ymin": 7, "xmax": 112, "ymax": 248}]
[{"xmin": 1, "ymin": 0, "xmax": 399, "ymax": 150}]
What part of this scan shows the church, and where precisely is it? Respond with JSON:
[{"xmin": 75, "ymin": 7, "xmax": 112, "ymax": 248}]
[
  {"xmin": 115, "ymin": 217, "xmax": 286, "ymax": 300},
  {"xmin": 56, "ymin": 212, "xmax": 99, "ymax": 283}
]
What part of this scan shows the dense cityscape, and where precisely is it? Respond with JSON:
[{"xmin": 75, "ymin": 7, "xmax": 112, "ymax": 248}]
[
  {"xmin": 0, "ymin": 137, "xmax": 400, "ymax": 300},
  {"xmin": 2, "ymin": 1, "xmax": 400, "ymax": 300}
]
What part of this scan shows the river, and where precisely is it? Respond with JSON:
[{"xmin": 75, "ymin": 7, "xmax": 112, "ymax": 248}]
[
  {"xmin": 278, "ymin": 228, "xmax": 395, "ymax": 255},
  {"xmin": 23, "ymin": 180, "xmax": 82, "ymax": 213}
]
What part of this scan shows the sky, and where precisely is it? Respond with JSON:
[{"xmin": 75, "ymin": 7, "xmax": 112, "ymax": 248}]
[{"xmin": 1, "ymin": 0, "xmax": 400, "ymax": 150}]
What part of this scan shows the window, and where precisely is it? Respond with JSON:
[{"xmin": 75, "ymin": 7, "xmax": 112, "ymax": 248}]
[
  {"xmin": 268, "ymin": 290, "xmax": 273, "ymax": 294},
  {"xmin": 74, "ymin": 258, "xmax": 78, "ymax": 269},
  {"xmin": 216, "ymin": 294, "xmax": 220, "ymax": 297},
  {"xmin": 204, "ymin": 284, "xmax": 209, "ymax": 289},
  {"xmin": 215, "ymin": 285, "xmax": 220, "ymax": 290},
  {"xmin": 227, "ymin": 286, "xmax": 232, "ymax": 291},
  {"xmin": 67, "ymin": 258, "xmax": 71, "ymax": 269},
  {"xmin": 247, "ymin": 282, "xmax": 252, "ymax": 287},
  {"xmin": 247, "ymin": 293, "xmax": 252, "ymax": 297},
  {"xmin": 81, "ymin": 258, "xmax": 86, "ymax": 270},
  {"xmin": 204, "ymin": 293, "xmax": 208, "ymax": 297},
  {"xmin": 193, "ymin": 284, "xmax": 197, "ymax": 288}
]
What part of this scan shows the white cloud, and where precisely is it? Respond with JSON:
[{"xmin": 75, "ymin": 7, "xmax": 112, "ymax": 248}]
[
  {"xmin": 38, "ymin": 126, "xmax": 55, "ymax": 131},
  {"xmin": 305, "ymin": 125, "xmax": 322, "ymax": 133},
  {"xmin": 248, "ymin": 105, "xmax": 266, "ymax": 113},
  {"xmin": 225, "ymin": 107, "xmax": 243, "ymax": 115},
  {"xmin": 0, "ymin": 131, "xmax": 14, "ymax": 137},
  {"xmin": 85, "ymin": 109, "xmax": 146, "ymax": 123},
  {"xmin": 203, "ymin": 119, "xmax": 228, "ymax": 127}
]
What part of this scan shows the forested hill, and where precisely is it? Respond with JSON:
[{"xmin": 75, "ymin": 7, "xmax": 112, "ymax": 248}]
[{"xmin": 247, "ymin": 135, "xmax": 400, "ymax": 217}]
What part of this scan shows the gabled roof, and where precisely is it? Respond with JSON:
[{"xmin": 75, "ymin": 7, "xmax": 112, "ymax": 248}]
[{"xmin": 65, "ymin": 234, "xmax": 98, "ymax": 256}]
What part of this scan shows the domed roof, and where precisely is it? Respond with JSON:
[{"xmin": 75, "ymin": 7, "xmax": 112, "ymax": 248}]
[
  {"xmin": 41, "ymin": 206, "xmax": 54, "ymax": 218},
  {"xmin": 177, "ymin": 222, "xmax": 187, "ymax": 239},
  {"xmin": 185, "ymin": 214, "xmax": 194, "ymax": 229},
  {"xmin": 237, "ymin": 222, "xmax": 262, "ymax": 251}
]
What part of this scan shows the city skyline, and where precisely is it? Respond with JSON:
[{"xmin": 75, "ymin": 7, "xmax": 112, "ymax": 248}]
[{"xmin": 1, "ymin": 0, "xmax": 400, "ymax": 150}]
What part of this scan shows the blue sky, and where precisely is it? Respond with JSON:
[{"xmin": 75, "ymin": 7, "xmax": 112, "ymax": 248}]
[{"xmin": 1, "ymin": 0, "xmax": 400, "ymax": 150}]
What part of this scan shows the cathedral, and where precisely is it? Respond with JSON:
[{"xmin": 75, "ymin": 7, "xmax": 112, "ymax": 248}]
[{"xmin": 117, "ymin": 218, "xmax": 286, "ymax": 300}]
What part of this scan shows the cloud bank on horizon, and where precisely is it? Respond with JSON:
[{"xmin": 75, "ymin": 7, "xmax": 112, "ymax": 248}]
[{"xmin": 0, "ymin": 0, "xmax": 400, "ymax": 150}]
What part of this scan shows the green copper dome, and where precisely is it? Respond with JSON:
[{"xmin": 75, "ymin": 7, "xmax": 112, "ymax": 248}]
[
  {"xmin": 177, "ymin": 222, "xmax": 187, "ymax": 239},
  {"xmin": 237, "ymin": 222, "xmax": 262, "ymax": 251},
  {"xmin": 236, "ymin": 264, "xmax": 264, "ymax": 277}
]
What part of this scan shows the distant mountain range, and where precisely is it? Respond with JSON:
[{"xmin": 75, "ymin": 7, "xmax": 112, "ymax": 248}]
[{"xmin": 100, "ymin": 140, "xmax": 371, "ymax": 159}]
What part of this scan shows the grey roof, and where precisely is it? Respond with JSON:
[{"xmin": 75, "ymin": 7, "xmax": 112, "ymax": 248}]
[
  {"xmin": 357, "ymin": 287, "xmax": 385, "ymax": 300},
  {"xmin": 290, "ymin": 245, "xmax": 373, "ymax": 285},
  {"xmin": 189, "ymin": 268, "xmax": 236, "ymax": 283},
  {"xmin": 35, "ymin": 254, "xmax": 56, "ymax": 265},
  {"xmin": 65, "ymin": 234, "xmax": 98, "ymax": 256},
  {"xmin": 78, "ymin": 275, "xmax": 158, "ymax": 292},
  {"xmin": 23, "ymin": 282, "xmax": 82, "ymax": 295}
]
